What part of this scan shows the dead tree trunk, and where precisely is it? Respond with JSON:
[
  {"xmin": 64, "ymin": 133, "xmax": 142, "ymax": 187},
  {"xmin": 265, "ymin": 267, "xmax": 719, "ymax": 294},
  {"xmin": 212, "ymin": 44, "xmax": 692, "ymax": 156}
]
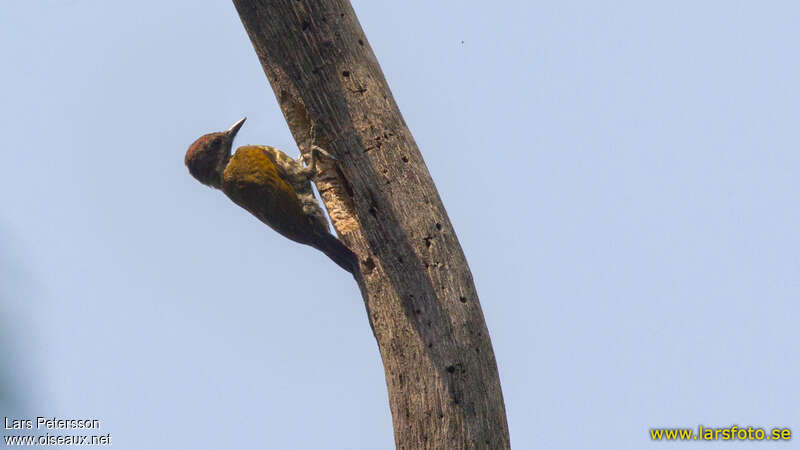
[{"xmin": 232, "ymin": 1, "xmax": 510, "ymax": 448}]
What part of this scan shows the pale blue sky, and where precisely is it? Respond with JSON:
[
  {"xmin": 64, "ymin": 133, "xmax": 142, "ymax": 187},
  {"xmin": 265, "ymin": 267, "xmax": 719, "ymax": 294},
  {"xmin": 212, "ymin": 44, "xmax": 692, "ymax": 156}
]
[{"xmin": 2, "ymin": 1, "xmax": 798, "ymax": 449}]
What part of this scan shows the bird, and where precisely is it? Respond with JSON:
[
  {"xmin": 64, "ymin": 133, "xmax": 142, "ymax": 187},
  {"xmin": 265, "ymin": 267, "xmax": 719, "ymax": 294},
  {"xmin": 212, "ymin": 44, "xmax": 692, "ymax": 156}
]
[{"xmin": 184, "ymin": 117, "xmax": 356, "ymax": 274}]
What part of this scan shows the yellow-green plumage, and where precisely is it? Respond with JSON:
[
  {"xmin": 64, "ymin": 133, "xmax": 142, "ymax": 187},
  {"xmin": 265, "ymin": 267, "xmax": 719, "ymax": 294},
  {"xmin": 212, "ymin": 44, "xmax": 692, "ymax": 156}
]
[{"xmin": 222, "ymin": 145, "xmax": 329, "ymax": 244}]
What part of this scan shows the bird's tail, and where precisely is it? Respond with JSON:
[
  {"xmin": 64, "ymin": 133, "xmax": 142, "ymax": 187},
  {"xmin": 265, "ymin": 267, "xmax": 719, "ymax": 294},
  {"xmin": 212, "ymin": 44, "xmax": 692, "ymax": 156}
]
[{"xmin": 314, "ymin": 233, "xmax": 357, "ymax": 274}]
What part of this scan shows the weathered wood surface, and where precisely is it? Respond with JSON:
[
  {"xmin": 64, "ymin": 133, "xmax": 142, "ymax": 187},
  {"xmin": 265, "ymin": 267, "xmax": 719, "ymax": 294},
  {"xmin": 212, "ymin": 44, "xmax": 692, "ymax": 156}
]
[{"xmin": 232, "ymin": 1, "xmax": 510, "ymax": 448}]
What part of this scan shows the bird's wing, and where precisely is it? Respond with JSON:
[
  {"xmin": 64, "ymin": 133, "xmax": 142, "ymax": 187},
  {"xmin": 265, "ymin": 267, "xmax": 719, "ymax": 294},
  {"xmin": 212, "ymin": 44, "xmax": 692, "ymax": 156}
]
[
  {"xmin": 222, "ymin": 146, "xmax": 316, "ymax": 243},
  {"xmin": 255, "ymin": 145, "xmax": 301, "ymax": 181}
]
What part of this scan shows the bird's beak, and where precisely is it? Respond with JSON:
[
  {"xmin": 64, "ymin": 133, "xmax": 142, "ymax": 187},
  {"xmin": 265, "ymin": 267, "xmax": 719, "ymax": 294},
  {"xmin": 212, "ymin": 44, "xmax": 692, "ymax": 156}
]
[{"xmin": 226, "ymin": 116, "xmax": 247, "ymax": 138}]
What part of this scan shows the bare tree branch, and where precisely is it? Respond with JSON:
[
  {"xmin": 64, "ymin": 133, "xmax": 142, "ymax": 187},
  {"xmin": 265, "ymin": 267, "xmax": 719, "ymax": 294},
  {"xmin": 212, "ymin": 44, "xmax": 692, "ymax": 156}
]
[{"xmin": 232, "ymin": 1, "xmax": 510, "ymax": 447}]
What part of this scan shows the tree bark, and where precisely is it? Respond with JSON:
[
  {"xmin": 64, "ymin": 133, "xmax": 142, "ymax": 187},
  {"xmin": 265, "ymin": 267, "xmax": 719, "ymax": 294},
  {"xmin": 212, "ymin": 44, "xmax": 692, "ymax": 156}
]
[{"xmin": 232, "ymin": 1, "xmax": 510, "ymax": 448}]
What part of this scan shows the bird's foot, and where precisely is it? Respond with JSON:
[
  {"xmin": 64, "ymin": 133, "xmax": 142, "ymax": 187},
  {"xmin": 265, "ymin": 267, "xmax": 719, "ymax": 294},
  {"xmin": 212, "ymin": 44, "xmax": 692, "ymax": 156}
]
[{"xmin": 300, "ymin": 145, "xmax": 337, "ymax": 179}]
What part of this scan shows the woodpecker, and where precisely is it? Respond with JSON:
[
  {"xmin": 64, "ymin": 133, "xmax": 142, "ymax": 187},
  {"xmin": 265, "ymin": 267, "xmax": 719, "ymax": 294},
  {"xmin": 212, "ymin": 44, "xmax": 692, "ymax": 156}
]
[{"xmin": 185, "ymin": 117, "xmax": 356, "ymax": 273}]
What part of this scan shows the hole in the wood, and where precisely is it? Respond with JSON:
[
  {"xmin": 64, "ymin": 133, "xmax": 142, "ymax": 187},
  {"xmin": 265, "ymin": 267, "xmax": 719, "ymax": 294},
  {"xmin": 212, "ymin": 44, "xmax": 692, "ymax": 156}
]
[
  {"xmin": 342, "ymin": 70, "xmax": 350, "ymax": 77},
  {"xmin": 459, "ymin": 296, "xmax": 467, "ymax": 303},
  {"xmin": 358, "ymin": 39, "xmax": 364, "ymax": 46},
  {"xmin": 301, "ymin": 20, "xmax": 310, "ymax": 31},
  {"xmin": 435, "ymin": 223, "xmax": 442, "ymax": 230},
  {"xmin": 401, "ymin": 156, "xmax": 409, "ymax": 163},
  {"xmin": 362, "ymin": 257, "xmax": 376, "ymax": 273}
]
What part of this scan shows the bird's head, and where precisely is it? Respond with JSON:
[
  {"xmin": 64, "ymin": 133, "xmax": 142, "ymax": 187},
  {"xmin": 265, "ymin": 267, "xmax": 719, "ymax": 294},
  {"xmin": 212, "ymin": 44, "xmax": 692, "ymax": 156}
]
[{"xmin": 185, "ymin": 117, "xmax": 246, "ymax": 189}]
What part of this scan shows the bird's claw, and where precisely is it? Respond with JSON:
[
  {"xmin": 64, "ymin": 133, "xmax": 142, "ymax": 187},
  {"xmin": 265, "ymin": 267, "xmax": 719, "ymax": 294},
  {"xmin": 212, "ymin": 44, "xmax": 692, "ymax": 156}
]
[
  {"xmin": 300, "ymin": 145, "xmax": 338, "ymax": 179},
  {"xmin": 310, "ymin": 145, "xmax": 337, "ymax": 161}
]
